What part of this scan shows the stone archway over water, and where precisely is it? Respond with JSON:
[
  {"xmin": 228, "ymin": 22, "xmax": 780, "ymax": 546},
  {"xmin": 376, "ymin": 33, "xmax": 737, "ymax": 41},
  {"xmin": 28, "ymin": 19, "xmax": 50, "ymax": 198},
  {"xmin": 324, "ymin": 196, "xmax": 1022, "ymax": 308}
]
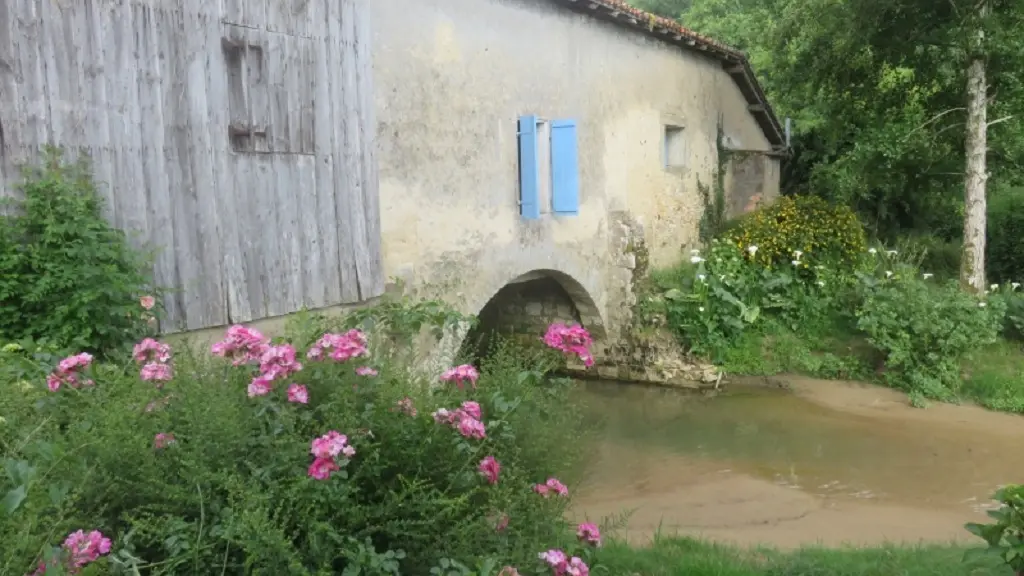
[{"xmin": 461, "ymin": 269, "xmax": 606, "ymax": 362}]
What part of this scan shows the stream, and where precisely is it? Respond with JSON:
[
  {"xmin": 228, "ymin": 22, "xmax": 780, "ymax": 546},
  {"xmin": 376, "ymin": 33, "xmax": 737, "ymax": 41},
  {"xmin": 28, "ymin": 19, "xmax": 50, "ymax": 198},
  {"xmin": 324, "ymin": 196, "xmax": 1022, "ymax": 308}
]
[{"xmin": 570, "ymin": 376, "xmax": 1024, "ymax": 548}]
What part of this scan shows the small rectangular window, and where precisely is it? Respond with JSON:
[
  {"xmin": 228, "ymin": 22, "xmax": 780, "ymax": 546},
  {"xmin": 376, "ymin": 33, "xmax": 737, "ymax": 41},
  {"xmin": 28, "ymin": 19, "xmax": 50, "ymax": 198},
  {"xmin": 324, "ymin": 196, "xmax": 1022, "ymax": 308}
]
[{"xmin": 664, "ymin": 125, "xmax": 686, "ymax": 170}]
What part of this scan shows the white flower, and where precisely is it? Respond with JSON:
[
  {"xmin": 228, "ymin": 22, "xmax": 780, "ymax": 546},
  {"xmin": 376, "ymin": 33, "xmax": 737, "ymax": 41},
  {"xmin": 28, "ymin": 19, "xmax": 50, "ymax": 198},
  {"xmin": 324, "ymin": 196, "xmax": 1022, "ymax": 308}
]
[
  {"xmin": 697, "ymin": 274, "xmax": 706, "ymax": 282},
  {"xmin": 793, "ymin": 250, "xmax": 804, "ymax": 259},
  {"xmin": 991, "ymin": 284, "xmax": 1000, "ymax": 292},
  {"xmin": 792, "ymin": 260, "xmax": 801, "ymax": 266},
  {"xmin": 869, "ymin": 248, "xmax": 877, "ymax": 255},
  {"xmin": 1013, "ymin": 282, "xmax": 1021, "ymax": 291},
  {"xmin": 922, "ymin": 273, "xmax": 934, "ymax": 280},
  {"xmin": 979, "ymin": 302, "xmax": 988, "ymax": 308},
  {"xmin": 691, "ymin": 256, "xmax": 704, "ymax": 264},
  {"xmin": 748, "ymin": 245, "xmax": 758, "ymax": 255},
  {"xmin": 885, "ymin": 271, "xmax": 893, "ymax": 278},
  {"xmin": 886, "ymin": 250, "xmax": 898, "ymax": 257},
  {"xmin": 817, "ymin": 281, "xmax": 825, "ymax": 287},
  {"xmin": 699, "ymin": 307, "xmax": 705, "ymax": 313}
]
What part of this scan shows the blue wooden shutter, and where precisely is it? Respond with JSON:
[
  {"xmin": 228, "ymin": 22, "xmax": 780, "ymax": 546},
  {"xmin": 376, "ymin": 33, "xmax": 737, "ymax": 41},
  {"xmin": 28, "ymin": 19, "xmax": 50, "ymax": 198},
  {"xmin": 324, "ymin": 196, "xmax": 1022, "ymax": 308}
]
[
  {"xmin": 551, "ymin": 119, "xmax": 579, "ymax": 215},
  {"xmin": 518, "ymin": 116, "xmax": 540, "ymax": 219}
]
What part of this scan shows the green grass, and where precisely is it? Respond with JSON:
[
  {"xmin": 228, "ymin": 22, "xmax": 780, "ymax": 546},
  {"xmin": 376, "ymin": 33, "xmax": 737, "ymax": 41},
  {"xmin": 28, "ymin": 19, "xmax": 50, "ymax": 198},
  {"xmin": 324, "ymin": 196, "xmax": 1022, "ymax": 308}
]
[
  {"xmin": 595, "ymin": 537, "xmax": 1007, "ymax": 575},
  {"xmin": 961, "ymin": 339, "xmax": 1024, "ymax": 413},
  {"xmin": 716, "ymin": 320, "xmax": 1024, "ymax": 415}
]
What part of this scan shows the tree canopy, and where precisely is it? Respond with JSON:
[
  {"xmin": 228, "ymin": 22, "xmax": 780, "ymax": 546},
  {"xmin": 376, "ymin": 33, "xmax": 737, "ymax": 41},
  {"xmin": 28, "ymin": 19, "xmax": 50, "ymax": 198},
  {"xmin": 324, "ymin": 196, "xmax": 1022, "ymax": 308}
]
[{"xmin": 634, "ymin": 0, "xmax": 1024, "ymax": 246}]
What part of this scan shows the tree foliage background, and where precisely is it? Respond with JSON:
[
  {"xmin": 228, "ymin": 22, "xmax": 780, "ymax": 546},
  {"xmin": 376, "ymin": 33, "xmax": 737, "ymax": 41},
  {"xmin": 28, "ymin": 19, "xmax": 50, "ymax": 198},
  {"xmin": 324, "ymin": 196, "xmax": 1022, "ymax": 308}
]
[{"xmin": 633, "ymin": 0, "xmax": 1024, "ymax": 277}]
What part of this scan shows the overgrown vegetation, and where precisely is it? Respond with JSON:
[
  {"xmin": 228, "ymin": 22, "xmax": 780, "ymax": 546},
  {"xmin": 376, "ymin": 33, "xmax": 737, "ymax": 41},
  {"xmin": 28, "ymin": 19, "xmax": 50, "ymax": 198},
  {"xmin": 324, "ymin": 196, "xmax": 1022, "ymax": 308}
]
[
  {"xmin": 635, "ymin": 0, "xmax": 1024, "ymax": 287},
  {"xmin": 642, "ymin": 197, "xmax": 1024, "ymax": 410},
  {"xmin": 0, "ymin": 150, "xmax": 158, "ymax": 356},
  {"xmin": 0, "ymin": 302, "xmax": 604, "ymax": 575}
]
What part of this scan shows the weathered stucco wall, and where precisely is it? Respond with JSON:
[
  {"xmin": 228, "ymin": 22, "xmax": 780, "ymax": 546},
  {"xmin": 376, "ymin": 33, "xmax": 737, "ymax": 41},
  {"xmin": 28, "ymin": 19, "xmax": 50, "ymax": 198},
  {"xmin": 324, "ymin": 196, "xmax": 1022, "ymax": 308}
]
[{"xmin": 371, "ymin": 0, "xmax": 778, "ymax": 346}]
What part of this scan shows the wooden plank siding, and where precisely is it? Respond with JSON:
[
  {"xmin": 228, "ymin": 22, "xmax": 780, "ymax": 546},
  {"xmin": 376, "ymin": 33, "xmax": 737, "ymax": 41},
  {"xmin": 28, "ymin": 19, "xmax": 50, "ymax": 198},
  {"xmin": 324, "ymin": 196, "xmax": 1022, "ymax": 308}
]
[{"xmin": 0, "ymin": 0, "xmax": 383, "ymax": 332}]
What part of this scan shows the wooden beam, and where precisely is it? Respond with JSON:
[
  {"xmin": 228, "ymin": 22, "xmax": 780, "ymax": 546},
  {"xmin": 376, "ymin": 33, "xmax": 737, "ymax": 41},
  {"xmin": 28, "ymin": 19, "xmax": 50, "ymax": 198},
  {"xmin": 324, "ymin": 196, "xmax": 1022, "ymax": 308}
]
[
  {"xmin": 748, "ymin": 104, "xmax": 766, "ymax": 113},
  {"xmin": 726, "ymin": 64, "xmax": 745, "ymax": 74}
]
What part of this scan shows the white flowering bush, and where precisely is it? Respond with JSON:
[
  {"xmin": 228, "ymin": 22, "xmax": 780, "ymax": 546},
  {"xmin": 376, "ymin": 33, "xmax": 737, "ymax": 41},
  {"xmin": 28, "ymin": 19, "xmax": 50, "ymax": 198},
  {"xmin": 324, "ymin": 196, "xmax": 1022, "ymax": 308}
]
[
  {"xmin": 0, "ymin": 304, "xmax": 604, "ymax": 575},
  {"xmin": 656, "ymin": 240, "xmax": 852, "ymax": 358}
]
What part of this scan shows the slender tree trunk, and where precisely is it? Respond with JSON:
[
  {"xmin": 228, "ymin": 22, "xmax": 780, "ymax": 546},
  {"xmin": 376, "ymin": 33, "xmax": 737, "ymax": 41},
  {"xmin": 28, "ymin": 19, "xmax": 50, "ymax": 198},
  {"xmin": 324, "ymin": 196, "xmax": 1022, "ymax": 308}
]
[{"xmin": 961, "ymin": 1, "xmax": 989, "ymax": 291}]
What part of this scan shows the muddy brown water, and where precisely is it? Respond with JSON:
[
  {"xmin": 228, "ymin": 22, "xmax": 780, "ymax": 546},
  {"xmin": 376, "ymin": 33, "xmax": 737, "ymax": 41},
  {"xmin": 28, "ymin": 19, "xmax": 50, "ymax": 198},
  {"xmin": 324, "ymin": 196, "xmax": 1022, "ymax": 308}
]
[{"xmin": 570, "ymin": 376, "xmax": 1024, "ymax": 549}]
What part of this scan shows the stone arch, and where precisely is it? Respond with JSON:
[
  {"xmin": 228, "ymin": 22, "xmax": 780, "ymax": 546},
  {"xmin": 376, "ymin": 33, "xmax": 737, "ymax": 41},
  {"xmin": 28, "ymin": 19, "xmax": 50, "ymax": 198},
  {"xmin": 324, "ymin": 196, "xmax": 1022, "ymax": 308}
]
[{"xmin": 460, "ymin": 268, "xmax": 607, "ymax": 361}]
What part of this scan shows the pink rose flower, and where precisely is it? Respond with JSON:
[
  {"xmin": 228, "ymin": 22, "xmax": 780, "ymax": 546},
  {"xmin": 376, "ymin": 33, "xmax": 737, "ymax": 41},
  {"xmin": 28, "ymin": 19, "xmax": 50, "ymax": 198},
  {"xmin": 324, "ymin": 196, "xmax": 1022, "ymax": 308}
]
[
  {"xmin": 247, "ymin": 376, "xmax": 272, "ymax": 398},
  {"xmin": 310, "ymin": 431, "xmax": 353, "ymax": 459},
  {"xmin": 440, "ymin": 364, "xmax": 479, "ymax": 389},
  {"xmin": 534, "ymin": 477, "xmax": 568, "ymax": 497},
  {"xmin": 577, "ymin": 522, "xmax": 602, "ymax": 546},
  {"xmin": 62, "ymin": 529, "xmax": 112, "ymax": 569},
  {"xmin": 457, "ymin": 415, "xmax": 486, "ymax": 440},
  {"xmin": 308, "ymin": 456, "xmax": 340, "ymax": 480},
  {"xmin": 355, "ymin": 366, "xmax": 378, "ymax": 376},
  {"xmin": 140, "ymin": 295, "xmax": 156, "ymax": 310},
  {"xmin": 141, "ymin": 361, "xmax": 173, "ymax": 383},
  {"xmin": 460, "ymin": 400, "xmax": 482, "ymax": 420},
  {"xmin": 478, "ymin": 456, "xmax": 501, "ymax": 485},
  {"xmin": 395, "ymin": 397, "xmax": 417, "ymax": 416},
  {"xmin": 154, "ymin": 432, "xmax": 176, "ymax": 449},
  {"xmin": 287, "ymin": 383, "xmax": 309, "ymax": 404}
]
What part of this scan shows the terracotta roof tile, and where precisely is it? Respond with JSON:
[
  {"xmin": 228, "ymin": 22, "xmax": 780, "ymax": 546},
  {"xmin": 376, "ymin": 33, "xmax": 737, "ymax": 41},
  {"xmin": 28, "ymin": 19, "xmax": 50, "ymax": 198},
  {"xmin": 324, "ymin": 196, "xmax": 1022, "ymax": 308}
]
[{"xmin": 552, "ymin": 0, "xmax": 786, "ymax": 149}]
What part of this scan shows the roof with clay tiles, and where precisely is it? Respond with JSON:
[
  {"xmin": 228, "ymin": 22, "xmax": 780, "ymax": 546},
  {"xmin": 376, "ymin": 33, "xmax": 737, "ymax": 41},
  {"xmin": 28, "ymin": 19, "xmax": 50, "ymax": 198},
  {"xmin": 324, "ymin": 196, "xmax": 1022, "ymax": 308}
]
[{"xmin": 552, "ymin": 0, "xmax": 786, "ymax": 150}]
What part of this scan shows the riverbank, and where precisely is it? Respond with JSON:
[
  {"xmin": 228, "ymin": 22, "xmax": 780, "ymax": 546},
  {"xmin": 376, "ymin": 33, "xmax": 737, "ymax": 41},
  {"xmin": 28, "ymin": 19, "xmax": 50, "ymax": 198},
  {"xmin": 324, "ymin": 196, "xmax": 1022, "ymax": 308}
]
[{"xmin": 595, "ymin": 537, "xmax": 1002, "ymax": 576}]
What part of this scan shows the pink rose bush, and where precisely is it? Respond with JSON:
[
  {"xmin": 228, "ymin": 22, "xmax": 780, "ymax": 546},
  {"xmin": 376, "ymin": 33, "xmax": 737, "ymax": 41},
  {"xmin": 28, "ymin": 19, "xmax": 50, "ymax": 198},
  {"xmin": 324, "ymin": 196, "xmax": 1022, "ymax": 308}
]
[
  {"xmin": 543, "ymin": 322, "xmax": 595, "ymax": 367},
  {"xmin": 21, "ymin": 320, "xmax": 598, "ymax": 573},
  {"xmin": 46, "ymin": 352, "xmax": 94, "ymax": 392}
]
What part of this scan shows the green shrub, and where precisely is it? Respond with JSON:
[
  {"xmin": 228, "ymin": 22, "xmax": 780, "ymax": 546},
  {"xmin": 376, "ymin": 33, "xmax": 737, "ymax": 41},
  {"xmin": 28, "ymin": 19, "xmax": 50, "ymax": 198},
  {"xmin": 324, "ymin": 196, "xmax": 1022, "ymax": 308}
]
[
  {"xmin": 854, "ymin": 271, "xmax": 1006, "ymax": 399},
  {"xmin": 988, "ymin": 186, "xmax": 1024, "ymax": 283},
  {"xmin": 893, "ymin": 235, "xmax": 961, "ymax": 281},
  {"xmin": 655, "ymin": 240, "xmax": 854, "ymax": 359},
  {"xmin": 0, "ymin": 150, "xmax": 157, "ymax": 356},
  {"xmin": 0, "ymin": 306, "xmax": 599, "ymax": 575},
  {"xmin": 965, "ymin": 484, "xmax": 1024, "ymax": 573},
  {"xmin": 724, "ymin": 195, "xmax": 868, "ymax": 268}
]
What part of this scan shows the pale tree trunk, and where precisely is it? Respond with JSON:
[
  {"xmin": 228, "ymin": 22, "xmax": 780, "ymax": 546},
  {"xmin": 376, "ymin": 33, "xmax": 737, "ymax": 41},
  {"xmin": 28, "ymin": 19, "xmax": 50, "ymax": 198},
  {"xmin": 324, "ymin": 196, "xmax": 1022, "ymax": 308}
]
[{"xmin": 961, "ymin": 0, "xmax": 989, "ymax": 291}]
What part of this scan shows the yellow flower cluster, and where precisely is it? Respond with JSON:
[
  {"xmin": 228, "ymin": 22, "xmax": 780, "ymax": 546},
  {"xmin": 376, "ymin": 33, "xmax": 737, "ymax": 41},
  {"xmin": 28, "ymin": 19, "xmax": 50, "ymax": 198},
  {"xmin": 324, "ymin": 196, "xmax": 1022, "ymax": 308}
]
[{"xmin": 725, "ymin": 195, "xmax": 867, "ymax": 266}]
